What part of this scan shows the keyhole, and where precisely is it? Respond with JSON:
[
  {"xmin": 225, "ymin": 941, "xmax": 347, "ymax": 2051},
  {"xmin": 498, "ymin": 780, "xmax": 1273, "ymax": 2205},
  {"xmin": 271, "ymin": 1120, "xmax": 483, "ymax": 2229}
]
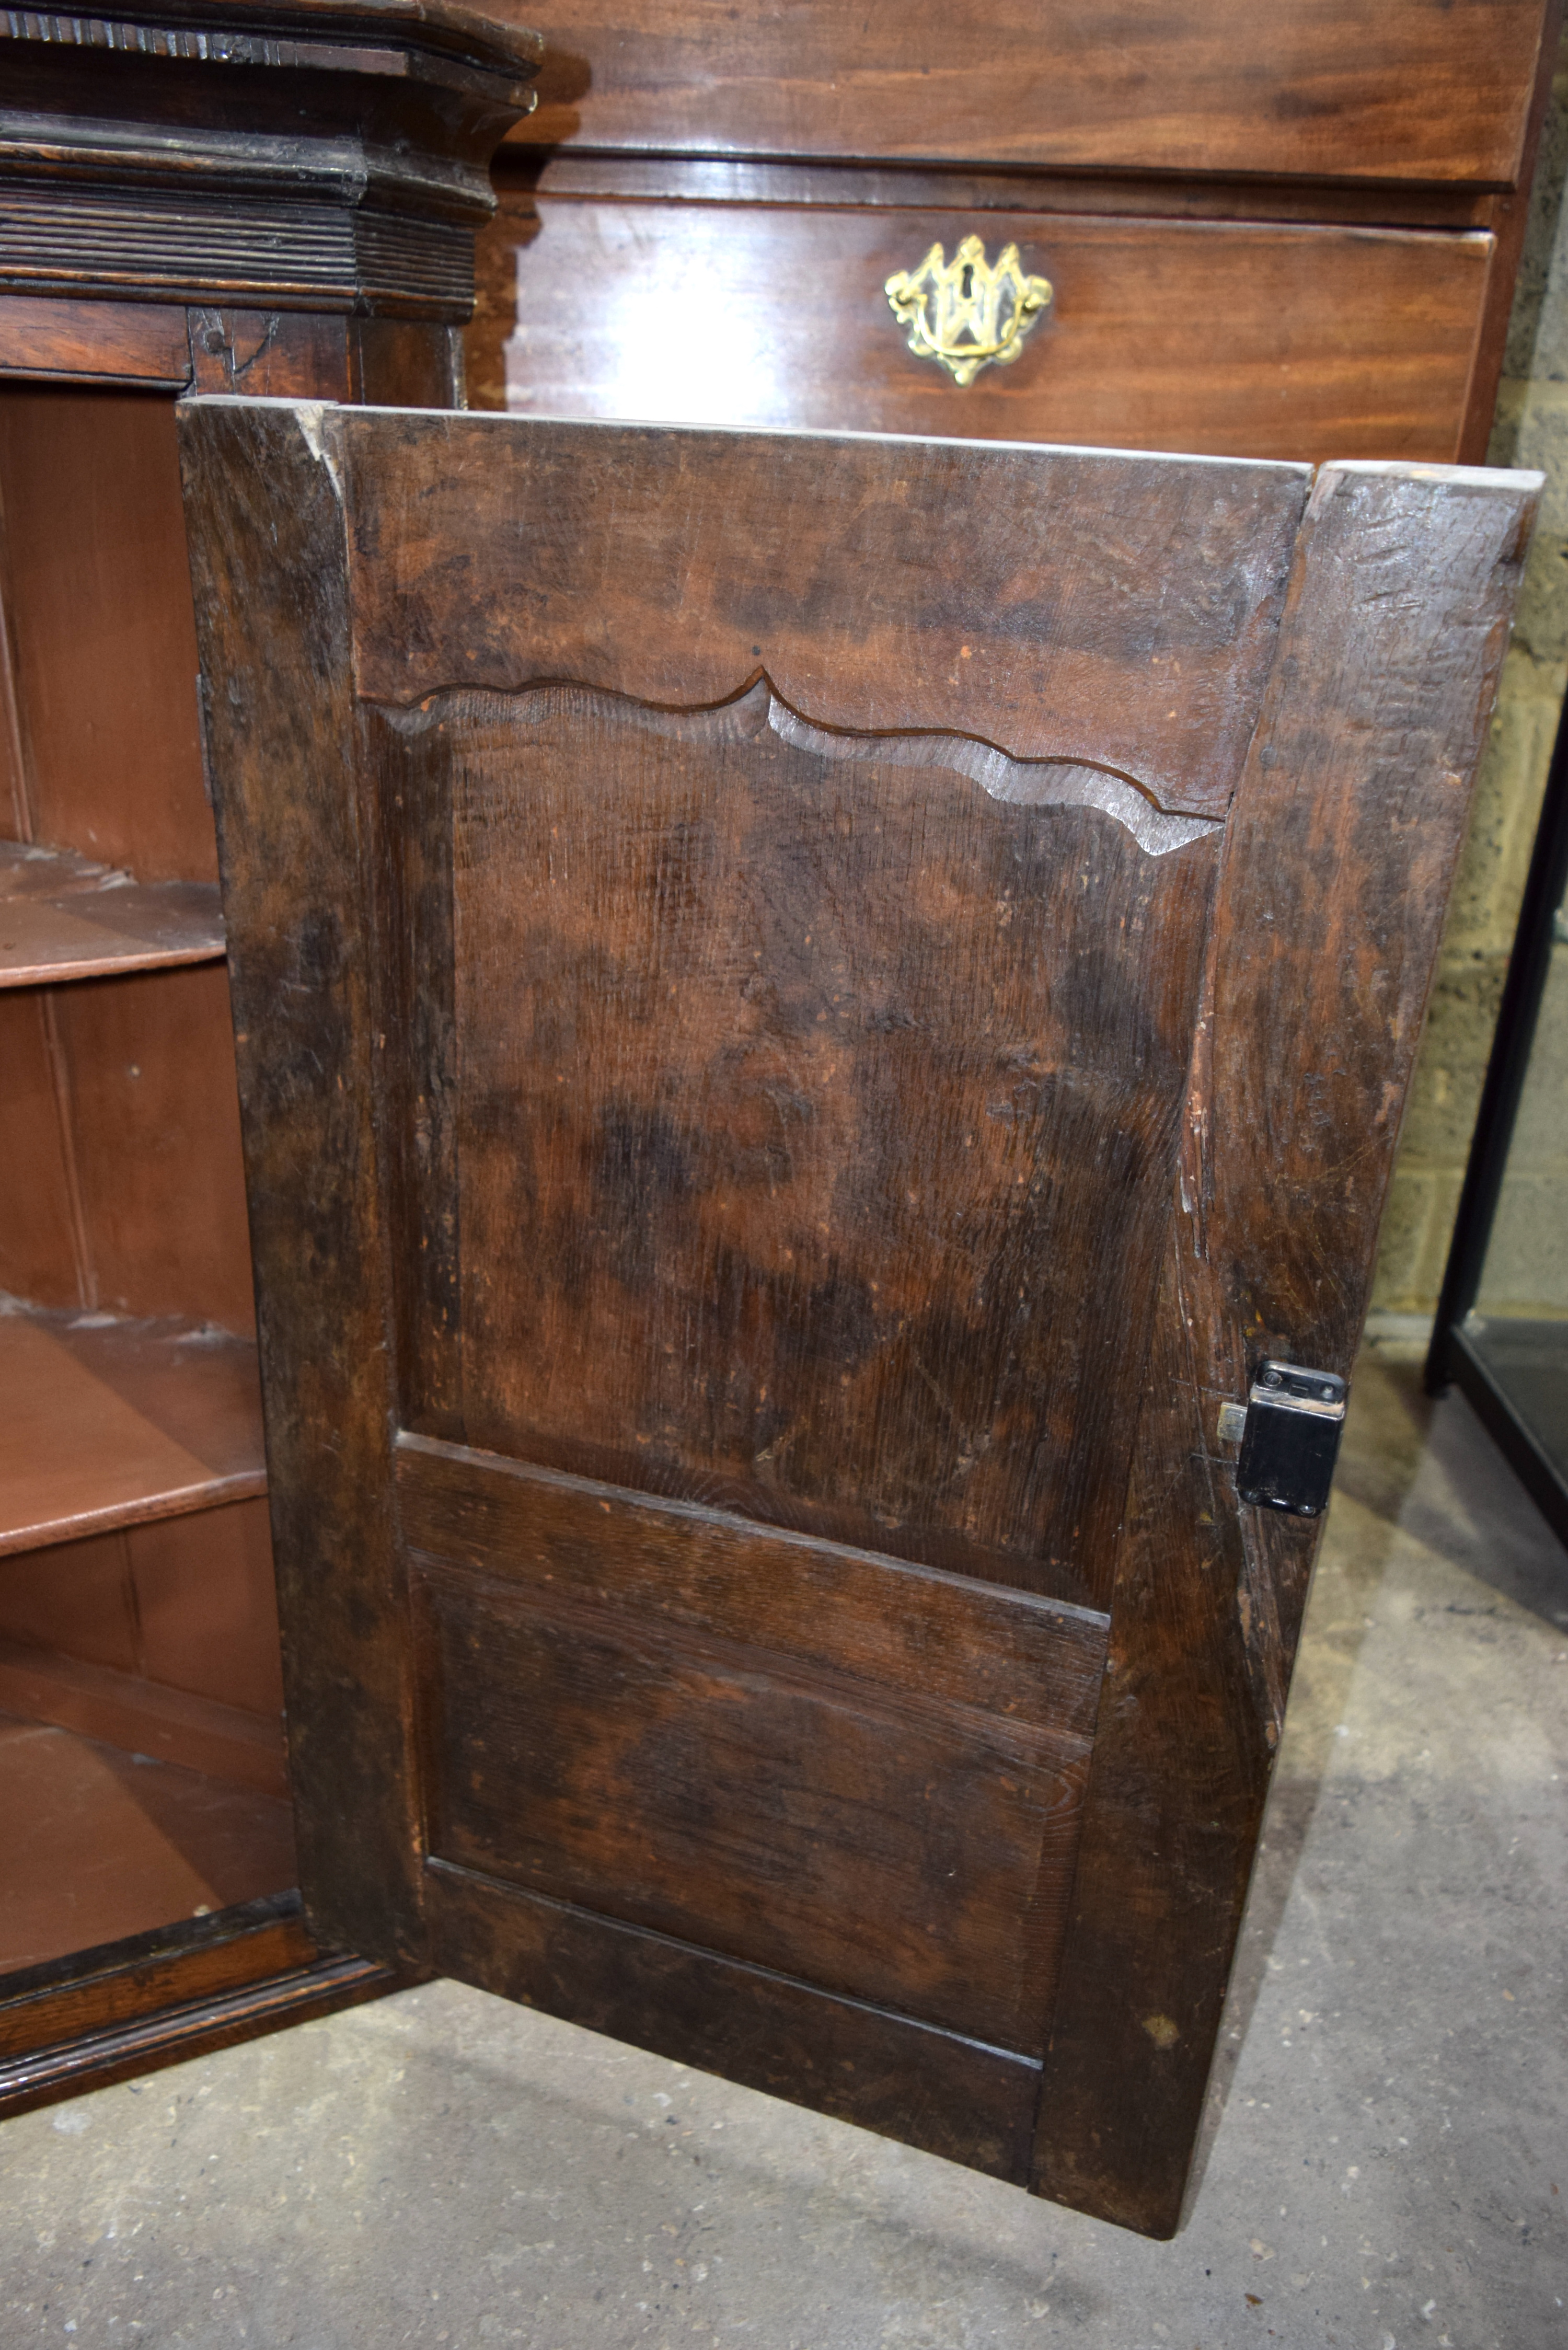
[{"xmin": 960, "ymin": 263, "xmax": 974, "ymax": 298}]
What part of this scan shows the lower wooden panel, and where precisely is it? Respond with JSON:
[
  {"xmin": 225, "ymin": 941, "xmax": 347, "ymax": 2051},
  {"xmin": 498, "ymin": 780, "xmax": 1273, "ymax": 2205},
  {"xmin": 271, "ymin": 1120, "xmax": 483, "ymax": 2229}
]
[
  {"xmin": 0, "ymin": 1892, "xmax": 402, "ymax": 2117},
  {"xmin": 400, "ymin": 1435, "xmax": 1109, "ymax": 2056},
  {"xmin": 489, "ymin": 201, "xmax": 1491, "ymax": 464},
  {"xmin": 425, "ymin": 1860, "xmax": 1040, "ymax": 2185}
]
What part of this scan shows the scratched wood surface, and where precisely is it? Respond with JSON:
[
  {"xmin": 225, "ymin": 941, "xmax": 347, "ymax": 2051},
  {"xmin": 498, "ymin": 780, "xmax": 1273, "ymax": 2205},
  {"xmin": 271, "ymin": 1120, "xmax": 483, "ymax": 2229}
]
[
  {"xmin": 180, "ymin": 399, "xmax": 1535, "ymax": 2231},
  {"xmin": 377, "ymin": 677, "xmax": 1219, "ymax": 1607},
  {"xmin": 342, "ymin": 413, "xmax": 1307, "ymax": 822},
  {"xmin": 1034, "ymin": 462, "xmax": 1542, "ymax": 2234},
  {"xmin": 402, "ymin": 1433, "xmax": 1106, "ymax": 2051}
]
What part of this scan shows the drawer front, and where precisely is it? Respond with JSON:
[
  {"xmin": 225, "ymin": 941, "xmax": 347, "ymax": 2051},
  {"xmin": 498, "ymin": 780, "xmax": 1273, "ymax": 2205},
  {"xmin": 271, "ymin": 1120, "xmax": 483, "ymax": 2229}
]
[
  {"xmin": 487, "ymin": 204, "xmax": 1491, "ymax": 466},
  {"xmin": 513, "ymin": 0, "xmax": 1549, "ymax": 184}
]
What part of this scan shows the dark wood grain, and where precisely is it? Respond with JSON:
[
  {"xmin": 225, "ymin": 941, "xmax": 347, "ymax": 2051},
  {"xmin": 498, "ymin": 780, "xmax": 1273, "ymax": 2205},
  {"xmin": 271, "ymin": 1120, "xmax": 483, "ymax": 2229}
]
[
  {"xmin": 377, "ymin": 678, "xmax": 1218, "ymax": 1599},
  {"xmin": 177, "ymin": 396, "xmax": 424, "ymax": 1965},
  {"xmin": 1033, "ymin": 460, "xmax": 1543, "ymax": 2237},
  {"xmin": 492, "ymin": 202, "xmax": 1491, "ymax": 467},
  {"xmin": 186, "ymin": 307, "xmax": 464, "ymax": 409},
  {"xmin": 508, "ymin": 0, "xmax": 1550, "ymax": 183},
  {"xmin": 424, "ymin": 1861, "xmax": 1040, "ymax": 2185},
  {"xmin": 344, "ymin": 413, "xmax": 1307, "ymax": 820},
  {"xmin": 187, "ymin": 309, "xmax": 353, "ymax": 401},
  {"xmin": 402, "ymin": 1434, "xmax": 1105, "ymax": 2049},
  {"xmin": 1, "ymin": 0, "xmax": 541, "ymax": 322}
]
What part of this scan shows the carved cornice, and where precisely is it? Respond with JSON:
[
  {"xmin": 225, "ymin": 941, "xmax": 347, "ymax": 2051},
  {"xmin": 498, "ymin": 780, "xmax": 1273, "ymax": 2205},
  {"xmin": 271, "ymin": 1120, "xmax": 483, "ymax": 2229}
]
[{"xmin": 0, "ymin": 0, "xmax": 542, "ymax": 319}]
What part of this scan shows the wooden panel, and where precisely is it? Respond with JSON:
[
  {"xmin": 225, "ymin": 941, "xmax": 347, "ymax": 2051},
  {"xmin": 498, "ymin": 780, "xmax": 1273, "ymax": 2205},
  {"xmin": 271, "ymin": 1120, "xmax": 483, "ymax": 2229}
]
[
  {"xmin": 129, "ymin": 1499, "xmax": 284, "ymax": 1721},
  {"xmin": 0, "ymin": 1305, "xmax": 266, "ymax": 1556},
  {"xmin": 0, "ymin": 840, "xmax": 223, "ymax": 986},
  {"xmin": 0, "ymin": 386, "xmax": 211, "ymax": 880},
  {"xmin": 49, "ymin": 964, "xmax": 255, "ymax": 1332},
  {"xmin": 386, "ymin": 680, "xmax": 1218, "ymax": 1600},
  {"xmin": 344, "ymin": 414, "xmax": 1307, "ymax": 821},
  {"xmin": 425, "ymin": 1859, "xmax": 1040, "ymax": 2183},
  {"xmin": 351, "ymin": 317, "xmax": 463, "ymax": 408},
  {"xmin": 0, "ymin": 1529, "xmax": 137, "ymax": 1675},
  {"xmin": 512, "ymin": 0, "xmax": 1550, "ymax": 182},
  {"xmin": 181, "ymin": 401, "xmax": 1534, "ymax": 2229},
  {"xmin": 0, "ymin": 993, "xmax": 82, "ymax": 1307},
  {"xmin": 401, "ymin": 1434, "xmax": 1105, "ymax": 2049},
  {"xmin": 494, "ymin": 203, "xmax": 1490, "ymax": 466},
  {"xmin": 0, "ymin": 1892, "xmax": 399, "ymax": 2119},
  {"xmin": 1034, "ymin": 462, "xmax": 1543, "ymax": 2235},
  {"xmin": 0, "ymin": 296, "xmax": 191, "ymax": 385}
]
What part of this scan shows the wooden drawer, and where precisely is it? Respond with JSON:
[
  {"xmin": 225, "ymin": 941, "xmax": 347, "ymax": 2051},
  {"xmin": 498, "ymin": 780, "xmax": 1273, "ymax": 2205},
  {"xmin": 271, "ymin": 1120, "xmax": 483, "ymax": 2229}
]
[
  {"xmin": 492, "ymin": 202, "xmax": 1493, "ymax": 464},
  {"xmin": 514, "ymin": 0, "xmax": 1551, "ymax": 185}
]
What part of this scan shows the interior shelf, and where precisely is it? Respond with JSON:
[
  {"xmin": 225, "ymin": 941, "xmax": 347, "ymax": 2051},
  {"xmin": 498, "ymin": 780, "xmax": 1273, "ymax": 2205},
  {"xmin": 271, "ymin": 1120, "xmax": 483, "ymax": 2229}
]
[
  {"xmin": 0, "ymin": 839, "xmax": 224, "ymax": 987},
  {"xmin": 0, "ymin": 1302, "xmax": 267, "ymax": 1555}
]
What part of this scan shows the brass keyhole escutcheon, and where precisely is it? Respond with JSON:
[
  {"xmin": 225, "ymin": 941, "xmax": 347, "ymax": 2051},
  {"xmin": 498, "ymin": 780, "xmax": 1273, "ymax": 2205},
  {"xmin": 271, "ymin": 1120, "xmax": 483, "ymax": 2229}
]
[{"xmin": 884, "ymin": 234, "xmax": 1052, "ymax": 387}]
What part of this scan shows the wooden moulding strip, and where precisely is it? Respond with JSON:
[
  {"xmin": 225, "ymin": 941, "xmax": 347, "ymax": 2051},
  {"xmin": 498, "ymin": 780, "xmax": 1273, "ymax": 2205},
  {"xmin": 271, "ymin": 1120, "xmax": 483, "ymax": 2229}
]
[
  {"xmin": 0, "ymin": 1306, "xmax": 267, "ymax": 1556},
  {"xmin": 0, "ymin": 1892, "xmax": 402, "ymax": 2115},
  {"xmin": 0, "ymin": 1891, "xmax": 317, "ymax": 2051}
]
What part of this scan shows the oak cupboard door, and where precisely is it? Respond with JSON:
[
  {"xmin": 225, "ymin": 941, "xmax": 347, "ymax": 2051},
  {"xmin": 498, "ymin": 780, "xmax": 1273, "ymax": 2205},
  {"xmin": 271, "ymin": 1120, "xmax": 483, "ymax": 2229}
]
[{"xmin": 177, "ymin": 401, "xmax": 1537, "ymax": 2237}]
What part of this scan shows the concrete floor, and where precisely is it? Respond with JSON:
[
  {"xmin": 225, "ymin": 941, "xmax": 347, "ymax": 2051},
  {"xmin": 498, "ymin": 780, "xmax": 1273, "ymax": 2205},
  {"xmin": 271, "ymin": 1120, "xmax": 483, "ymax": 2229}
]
[{"xmin": 2, "ymin": 1356, "xmax": 1565, "ymax": 2350}]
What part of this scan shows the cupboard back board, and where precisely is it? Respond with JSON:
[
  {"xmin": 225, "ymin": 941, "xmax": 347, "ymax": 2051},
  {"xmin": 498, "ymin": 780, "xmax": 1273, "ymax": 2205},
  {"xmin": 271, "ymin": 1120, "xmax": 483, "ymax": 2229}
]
[{"xmin": 178, "ymin": 400, "xmax": 1537, "ymax": 2235}]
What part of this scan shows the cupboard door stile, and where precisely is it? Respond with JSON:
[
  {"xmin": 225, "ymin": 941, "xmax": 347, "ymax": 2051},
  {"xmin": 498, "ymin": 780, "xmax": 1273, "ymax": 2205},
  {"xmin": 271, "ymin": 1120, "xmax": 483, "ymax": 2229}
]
[
  {"xmin": 178, "ymin": 400, "xmax": 425, "ymax": 1963},
  {"xmin": 1034, "ymin": 460, "xmax": 1543, "ymax": 2236}
]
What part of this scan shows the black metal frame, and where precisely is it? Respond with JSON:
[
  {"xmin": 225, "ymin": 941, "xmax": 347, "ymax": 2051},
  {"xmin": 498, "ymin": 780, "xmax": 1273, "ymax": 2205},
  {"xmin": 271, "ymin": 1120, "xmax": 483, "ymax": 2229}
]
[{"xmin": 1425, "ymin": 692, "xmax": 1568, "ymax": 1547}]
